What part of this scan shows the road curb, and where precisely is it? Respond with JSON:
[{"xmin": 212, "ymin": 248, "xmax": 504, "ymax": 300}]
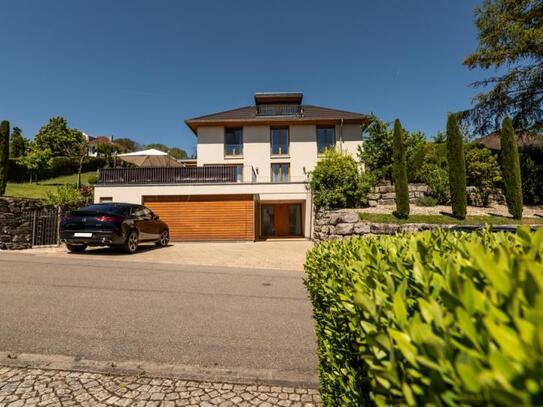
[{"xmin": 0, "ymin": 351, "xmax": 319, "ymax": 389}]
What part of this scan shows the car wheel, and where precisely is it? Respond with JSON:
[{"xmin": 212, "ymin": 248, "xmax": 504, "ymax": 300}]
[
  {"xmin": 121, "ymin": 230, "xmax": 139, "ymax": 254},
  {"xmin": 66, "ymin": 244, "xmax": 87, "ymax": 253},
  {"xmin": 155, "ymin": 229, "xmax": 170, "ymax": 247}
]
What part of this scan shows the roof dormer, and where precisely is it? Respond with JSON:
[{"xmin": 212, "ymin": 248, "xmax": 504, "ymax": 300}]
[{"xmin": 254, "ymin": 92, "xmax": 303, "ymax": 117}]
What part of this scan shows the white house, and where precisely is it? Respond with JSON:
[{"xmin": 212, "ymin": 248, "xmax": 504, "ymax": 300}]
[{"xmin": 94, "ymin": 92, "xmax": 370, "ymax": 240}]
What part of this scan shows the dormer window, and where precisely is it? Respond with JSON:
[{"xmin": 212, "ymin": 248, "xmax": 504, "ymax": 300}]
[{"xmin": 255, "ymin": 92, "xmax": 303, "ymax": 117}]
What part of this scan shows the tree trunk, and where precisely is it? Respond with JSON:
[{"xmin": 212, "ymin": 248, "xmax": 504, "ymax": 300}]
[{"xmin": 77, "ymin": 155, "xmax": 84, "ymax": 189}]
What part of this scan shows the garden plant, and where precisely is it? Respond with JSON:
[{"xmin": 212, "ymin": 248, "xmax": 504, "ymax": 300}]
[{"xmin": 305, "ymin": 228, "xmax": 543, "ymax": 406}]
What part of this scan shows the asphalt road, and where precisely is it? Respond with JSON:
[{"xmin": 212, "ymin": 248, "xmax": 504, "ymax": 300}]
[{"xmin": 0, "ymin": 252, "xmax": 317, "ymax": 385}]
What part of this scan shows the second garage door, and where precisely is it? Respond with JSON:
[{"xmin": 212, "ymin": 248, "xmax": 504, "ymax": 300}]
[{"xmin": 143, "ymin": 195, "xmax": 254, "ymax": 241}]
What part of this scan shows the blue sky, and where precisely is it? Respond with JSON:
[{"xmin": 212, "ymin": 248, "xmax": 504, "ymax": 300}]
[{"xmin": 1, "ymin": 0, "xmax": 485, "ymax": 155}]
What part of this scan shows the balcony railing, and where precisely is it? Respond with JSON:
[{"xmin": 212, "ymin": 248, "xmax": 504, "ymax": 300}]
[
  {"xmin": 256, "ymin": 104, "xmax": 303, "ymax": 116},
  {"xmin": 98, "ymin": 166, "xmax": 241, "ymax": 185},
  {"xmin": 224, "ymin": 143, "xmax": 243, "ymax": 157},
  {"xmin": 97, "ymin": 166, "xmax": 308, "ymax": 185}
]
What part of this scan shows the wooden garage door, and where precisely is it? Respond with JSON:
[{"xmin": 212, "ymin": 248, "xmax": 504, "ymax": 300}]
[{"xmin": 143, "ymin": 195, "xmax": 254, "ymax": 241}]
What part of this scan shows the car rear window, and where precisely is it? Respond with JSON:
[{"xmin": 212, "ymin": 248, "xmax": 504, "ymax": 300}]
[{"xmin": 73, "ymin": 204, "xmax": 130, "ymax": 215}]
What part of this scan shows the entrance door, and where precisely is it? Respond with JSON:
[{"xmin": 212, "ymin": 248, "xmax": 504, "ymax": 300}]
[{"xmin": 261, "ymin": 203, "xmax": 302, "ymax": 238}]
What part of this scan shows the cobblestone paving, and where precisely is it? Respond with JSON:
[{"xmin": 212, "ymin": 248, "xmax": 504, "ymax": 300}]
[{"xmin": 0, "ymin": 366, "xmax": 320, "ymax": 406}]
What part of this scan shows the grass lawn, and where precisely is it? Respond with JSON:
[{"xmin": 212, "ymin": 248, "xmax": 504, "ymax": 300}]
[
  {"xmin": 5, "ymin": 172, "xmax": 97, "ymax": 199},
  {"xmin": 359, "ymin": 212, "xmax": 543, "ymax": 225}
]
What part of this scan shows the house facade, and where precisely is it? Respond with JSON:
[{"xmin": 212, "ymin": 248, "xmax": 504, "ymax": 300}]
[{"xmin": 94, "ymin": 92, "xmax": 370, "ymax": 240}]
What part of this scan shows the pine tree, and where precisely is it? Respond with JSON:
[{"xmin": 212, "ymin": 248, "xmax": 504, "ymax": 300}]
[
  {"xmin": 392, "ymin": 119, "xmax": 409, "ymax": 219},
  {"xmin": 0, "ymin": 120, "xmax": 10, "ymax": 196},
  {"xmin": 499, "ymin": 117, "xmax": 523, "ymax": 219},
  {"xmin": 446, "ymin": 114, "xmax": 467, "ymax": 219}
]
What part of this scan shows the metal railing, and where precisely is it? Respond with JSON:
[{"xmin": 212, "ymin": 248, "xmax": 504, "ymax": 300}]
[
  {"xmin": 97, "ymin": 166, "xmax": 308, "ymax": 185},
  {"xmin": 98, "ymin": 166, "xmax": 241, "ymax": 185},
  {"xmin": 271, "ymin": 144, "xmax": 289, "ymax": 155},
  {"xmin": 256, "ymin": 104, "xmax": 303, "ymax": 116},
  {"xmin": 224, "ymin": 144, "xmax": 243, "ymax": 156}
]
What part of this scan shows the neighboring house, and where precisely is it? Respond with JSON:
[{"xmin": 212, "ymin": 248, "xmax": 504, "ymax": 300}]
[
  {"xmin": 94, "ymin": 92, "xmax": 370, "ymax": 240},
  {"xmin": 474, "ymin": 131, "xmax": 543, "ymax": 151},
  {"xmin": 86, "ymin": 135, "xmax": 114, "ymax": 157}
]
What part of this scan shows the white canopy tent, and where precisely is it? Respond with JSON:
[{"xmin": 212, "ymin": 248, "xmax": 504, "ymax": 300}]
[{"xmin": 117, "ymin": 148, "xmax": 183, "ymax": 167}]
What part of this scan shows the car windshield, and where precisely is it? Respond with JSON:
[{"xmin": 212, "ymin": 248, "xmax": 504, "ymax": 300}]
[{"xmin": 72, "ymin": 204, "xmax": 130, "ymax": 216}]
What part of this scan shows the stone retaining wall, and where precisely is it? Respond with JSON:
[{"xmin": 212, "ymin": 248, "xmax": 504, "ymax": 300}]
[
  {"xmin": 368, "ymin": 184, "xmax": 428, "ymax": 207},
  {"xmin": 369, "ymin": 183, "xmax": 505, "ymax": 208},
  {"xmin": 0, "ymin": 197, "xmax": 47, "ymax": 250},
  {"xmin": 313, "ymin": 209, "xmax": 448, "ymax": 242},
  {"xmin": 466, "ymin": 186, "xmax": 505, "ymax": 207}
]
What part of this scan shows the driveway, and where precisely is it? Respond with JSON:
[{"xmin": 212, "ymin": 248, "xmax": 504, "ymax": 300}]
[
  {"xmin": 0, "ymin": 252, "xmax": 318, "ymax": 387},
  {"xmin": 19, "ymin": 240, "xmax": 314, "ymax": 271}
]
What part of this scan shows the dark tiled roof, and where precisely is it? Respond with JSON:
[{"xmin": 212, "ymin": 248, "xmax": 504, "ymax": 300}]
[
  {"xmin": 473, "ymin": 132, "xmax": 543, "ymax": 150},
  {"xmin": 185, "ymin": 105, "xmax": 371, "ymax": 134}
]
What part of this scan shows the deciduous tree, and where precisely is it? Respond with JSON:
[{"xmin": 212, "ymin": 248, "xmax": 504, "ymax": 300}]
[
  {"xmin": 19, "ymin": 143, "xmax": 51, "ymax": 183},
  {"xmin": 168, "ymin": 147, "xmax": 188, "ymax": 160}
]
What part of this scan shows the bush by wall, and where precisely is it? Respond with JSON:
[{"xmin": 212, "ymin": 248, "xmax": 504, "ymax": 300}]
[
  {"xmin": 308, "ymin": 149, "xmax": 372, "ymax": 209},
  {"xmin": 7, "ymin": 156, "xmax": 107, "ymax": 182},
  {"xmin": 305, "ymin": 228, "xmax": 543, "ymax": 406}
]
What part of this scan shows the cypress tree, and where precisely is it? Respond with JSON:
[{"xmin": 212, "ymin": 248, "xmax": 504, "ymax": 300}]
[
  {"xmin": 446, "ymin": 114, "xmax": 467, "ymax": 219},
  {"xmin": 499, "ymin": 117, "xmax": 523, "ymax": 219},
  {"xmin": 392, "ymin": 119, "xmax": 409, "ymax": 219},
  {"xmin": 0, "ymin": 121, "xmax": 9, "ymax": 196}
]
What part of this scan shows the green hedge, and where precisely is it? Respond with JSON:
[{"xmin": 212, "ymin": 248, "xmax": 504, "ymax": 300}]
[
  {"xmin": 8, "ymin": 156, "xmax": 107, "ymax": 182},
  {"xmin": 305, "ymin": 228, "xmax": 543, "ymax": 406}
]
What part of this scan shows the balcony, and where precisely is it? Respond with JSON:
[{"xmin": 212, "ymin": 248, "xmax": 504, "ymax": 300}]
[
  {"xmin": 97, "ymin": 166, "xmax": 308, "ymax": 185},
  {"xmin": 256, "ymin": 104, "xmax": 303, "ymax": 116}
]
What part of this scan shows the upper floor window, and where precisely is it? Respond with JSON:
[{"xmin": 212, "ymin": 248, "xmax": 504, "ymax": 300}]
[
  {"xmin": 224, "ymin": 128, "xmax": 243, "ymax": 156},
  {"xmin": 271, "ymin": 163, "xmax": 290, "ymax": 183},
  {"xmin": 317, "ymin": 126, "xmax": 335, "ymax": 153},
  {"xmin": 271, "ymin": 127, "xmax": 289, "ymax": 156}
]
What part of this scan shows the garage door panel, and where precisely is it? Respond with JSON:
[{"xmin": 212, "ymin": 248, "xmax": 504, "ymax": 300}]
[{"xmin": 143, "ymin": 195, "xmax": 254, "ymax": 241}]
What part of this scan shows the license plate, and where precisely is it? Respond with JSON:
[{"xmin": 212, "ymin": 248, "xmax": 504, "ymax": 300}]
[{"xmin": 74, "ymin": 232, "xmax": 92, "ymax": 238}]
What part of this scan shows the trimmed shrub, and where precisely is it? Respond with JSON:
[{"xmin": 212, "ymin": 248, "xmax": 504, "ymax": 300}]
[
  {"xmin": 392, "ymin": 119, "xmax": 409, "ymax": 218},
  {"xmin": 305, "ymin": 228, "xmax": 543, "ymax": 406},
  {"xmin": 419, "ymin": 162, "xmax": 450, "ymax": 204},
  {"xmin": 446, "ymin": 114, "xmax": 467, "ymax": 219},
  {"xmin": 0, "ymin": 120, "xmax": 9, "ymax": 195},
  {"xmin": 500, "ymin": 118, "xmax": 523, "ymax": 219},
  {"xmin": 465, "ymin": 144, "xmax": 502, "ymax": 207},
  {"xmin": 308, "ymin": 149, "xmax": 371, "ymax": 209}
]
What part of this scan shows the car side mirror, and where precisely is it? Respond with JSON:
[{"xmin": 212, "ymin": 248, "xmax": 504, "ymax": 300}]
[{"xmin": 153, "ymin": 214, "xmax": 160, "ymax": 220}]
